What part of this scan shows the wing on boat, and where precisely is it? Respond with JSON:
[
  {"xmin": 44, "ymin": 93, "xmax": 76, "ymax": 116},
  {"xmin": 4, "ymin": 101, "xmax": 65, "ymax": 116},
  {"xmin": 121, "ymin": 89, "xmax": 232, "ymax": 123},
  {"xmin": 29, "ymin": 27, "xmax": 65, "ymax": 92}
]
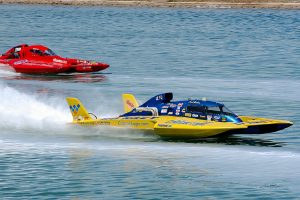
[
  {"xmin": 122, "ymin": 93, "xmax": 139, "ymax": 113},
  {"xmin": 66, "ymin": 97, "xmax": 92, "ymax": 122}
]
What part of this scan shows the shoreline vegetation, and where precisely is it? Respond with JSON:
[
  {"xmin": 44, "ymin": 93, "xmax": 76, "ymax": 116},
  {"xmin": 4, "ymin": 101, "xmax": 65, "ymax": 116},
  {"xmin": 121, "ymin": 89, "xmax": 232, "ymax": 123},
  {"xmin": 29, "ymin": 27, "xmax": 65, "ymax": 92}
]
[{"xmin": 0, "ymin": 0, "xmax": 300, "ymax": 9}]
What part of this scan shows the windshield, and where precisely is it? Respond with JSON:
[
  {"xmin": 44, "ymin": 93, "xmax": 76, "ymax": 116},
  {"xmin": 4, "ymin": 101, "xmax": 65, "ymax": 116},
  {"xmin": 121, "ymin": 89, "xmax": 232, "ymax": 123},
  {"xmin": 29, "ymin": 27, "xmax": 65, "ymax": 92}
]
[
  {"xmin": 207, "ymin": 106, "xmax": 221, "ymax": 115},
  {"xmin": 221, "ymin": 106, "xmax": 236, "ymax": 116},
  {"xmin": 187, "ymin": 105, "xmax": 206, "ymax": 113},
  {"xmin": 44, "ymin": 49, "xmax": 56, "ymax": 56},
  {"xmin": 187, "ymin": 104, "xmax": 237, "ymax": 116},
  {"xmin": 30, "ymin": 49, "xmax": 43, "ymax": 56}
]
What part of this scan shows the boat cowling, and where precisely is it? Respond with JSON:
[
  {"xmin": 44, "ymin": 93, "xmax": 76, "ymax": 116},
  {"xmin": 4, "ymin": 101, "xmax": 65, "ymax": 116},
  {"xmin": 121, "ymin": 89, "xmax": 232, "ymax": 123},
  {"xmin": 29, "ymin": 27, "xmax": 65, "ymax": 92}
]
[{"xmin": 140, "ymin": 93, "xmax": 173, "ymax": 107}]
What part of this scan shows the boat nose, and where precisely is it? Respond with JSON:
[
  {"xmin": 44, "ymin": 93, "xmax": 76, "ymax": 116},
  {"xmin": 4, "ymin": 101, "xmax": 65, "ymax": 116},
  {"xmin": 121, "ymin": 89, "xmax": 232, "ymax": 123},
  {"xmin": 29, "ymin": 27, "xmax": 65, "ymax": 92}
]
[
  {"xmin": 278, "ymin": 121, "xmax": 293, "ymax": 130},
  {"xmin": 101, "ymin": 63, "xmax": 110, "ymax": 69},
  {"xmin": 93, "ymin": 63, "xmax": 109, "ymax": 71}
]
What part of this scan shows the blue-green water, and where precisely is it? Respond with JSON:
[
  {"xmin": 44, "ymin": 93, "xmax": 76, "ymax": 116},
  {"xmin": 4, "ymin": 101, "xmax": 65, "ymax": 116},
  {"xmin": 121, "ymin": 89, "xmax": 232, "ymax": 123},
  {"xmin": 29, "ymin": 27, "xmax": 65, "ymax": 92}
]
[{"xmin": 0, "ymin": 5, "xmax": 300, "ymax": 199}]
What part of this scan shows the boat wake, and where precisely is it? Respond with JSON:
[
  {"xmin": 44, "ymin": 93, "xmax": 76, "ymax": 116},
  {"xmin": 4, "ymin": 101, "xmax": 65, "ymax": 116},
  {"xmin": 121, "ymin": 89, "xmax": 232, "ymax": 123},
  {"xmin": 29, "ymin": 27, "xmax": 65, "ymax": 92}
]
[
  {"xmin": 0, "ymin": 80, "xmax": 296, "ymax": 144},
  {"xmin": 0, "ymin": 82, "xmax": 71, "ymax": 131},
  {"xmin": 0, "ymin": 82, "xmax": 156, "ymax": 141},
  {"xmin": 0, "ymin": 64, "xmax": 16, "ymax": 76}
]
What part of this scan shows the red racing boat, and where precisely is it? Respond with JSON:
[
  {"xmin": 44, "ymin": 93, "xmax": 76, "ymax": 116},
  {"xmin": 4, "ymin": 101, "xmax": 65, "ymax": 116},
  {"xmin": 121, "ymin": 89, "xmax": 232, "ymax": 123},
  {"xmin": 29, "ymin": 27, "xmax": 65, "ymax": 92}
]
[{"xmin": 0, "ymin": 44, "xmax": 109, "ymax": 74}]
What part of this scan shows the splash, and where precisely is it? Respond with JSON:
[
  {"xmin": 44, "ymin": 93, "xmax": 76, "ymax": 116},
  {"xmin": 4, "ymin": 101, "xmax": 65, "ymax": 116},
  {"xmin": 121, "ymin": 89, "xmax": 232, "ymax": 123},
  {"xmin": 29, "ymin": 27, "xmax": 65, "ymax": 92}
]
[
  {"xmin": 0, "ymin": 64, "xmax": 16, "ymax": 76},
  {"xmin": 0, "ymin": 82, "xmax": 71, "ymax": 131},
  {"xmin": 0, "ymin": 82, "xmax": 155, "ymax": 140}
]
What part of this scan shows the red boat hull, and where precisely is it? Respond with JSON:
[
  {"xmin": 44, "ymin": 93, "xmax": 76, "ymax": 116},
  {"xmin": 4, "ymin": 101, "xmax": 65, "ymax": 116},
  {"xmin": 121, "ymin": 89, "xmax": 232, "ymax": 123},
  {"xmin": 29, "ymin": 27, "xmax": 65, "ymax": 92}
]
[
  {"xmin": 0, "ymin": 44, "xmax": 109, "ymax": 74},
  {"xmin": 8, "ymin": 59, "xmax": 70, "ymax": 74},
  {"xmin": 73, "ymin": 63, "xmax": 110, "ymax": 73}
]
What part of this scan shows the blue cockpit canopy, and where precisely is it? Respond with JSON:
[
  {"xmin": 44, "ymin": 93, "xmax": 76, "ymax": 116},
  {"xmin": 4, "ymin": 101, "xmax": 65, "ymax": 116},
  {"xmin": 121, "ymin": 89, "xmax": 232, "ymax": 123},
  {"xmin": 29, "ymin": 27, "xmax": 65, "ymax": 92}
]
[
  {"xmin": 187, "ymin": 99, "xmax": 224, "ymax": 107},
  {"xmin": 122, "ymin": 93, "xmax": 240, "ymax": 122}
]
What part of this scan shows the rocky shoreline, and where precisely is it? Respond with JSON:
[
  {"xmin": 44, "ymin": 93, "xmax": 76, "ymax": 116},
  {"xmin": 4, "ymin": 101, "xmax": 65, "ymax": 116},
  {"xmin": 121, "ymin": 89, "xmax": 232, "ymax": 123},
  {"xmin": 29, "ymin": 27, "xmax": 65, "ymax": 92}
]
[{"xmin": 0, "ymin": 0, "xmax": 300, "ymax": 9}]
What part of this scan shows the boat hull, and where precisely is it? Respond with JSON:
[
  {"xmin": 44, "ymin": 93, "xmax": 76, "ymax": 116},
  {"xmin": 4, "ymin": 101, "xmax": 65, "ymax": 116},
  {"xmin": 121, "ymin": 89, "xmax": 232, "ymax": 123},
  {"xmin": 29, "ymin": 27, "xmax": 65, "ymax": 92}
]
[
  {"xmin": 0, "ymin": 44, "xmax": 110, "ymax": 74},
  {"xmin": 9, "ymin": 59, "xmax": 71, "ymax": 74},
  {"xmin": 224, "ymin": 116, "xmax": 293, "ymax": 135},
  {"xmin": 2, "ymin": 59, "xmax": 110, "ymax": 74},
  {"xmin": 72, "ymin": 116, "xmax": 248, "ymax": 138},
  {"xmin": 72, "ymin": 63, "xmax": 109, "ymax": 73},
  {"xmin": 71, "ymin": 115, "xmax": 293, "ymax": 138}
]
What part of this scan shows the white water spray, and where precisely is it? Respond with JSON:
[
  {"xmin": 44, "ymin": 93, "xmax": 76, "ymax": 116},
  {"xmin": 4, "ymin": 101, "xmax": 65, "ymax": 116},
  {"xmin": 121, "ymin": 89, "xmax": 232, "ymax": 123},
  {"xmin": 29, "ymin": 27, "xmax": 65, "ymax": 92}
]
[
  {"xmin": 0, "ymin": 63, "xmax": 16, "ymax": 76},
  {"xmin": 0, "ymin": 82, "xmax": 71, "ymax": 131}
]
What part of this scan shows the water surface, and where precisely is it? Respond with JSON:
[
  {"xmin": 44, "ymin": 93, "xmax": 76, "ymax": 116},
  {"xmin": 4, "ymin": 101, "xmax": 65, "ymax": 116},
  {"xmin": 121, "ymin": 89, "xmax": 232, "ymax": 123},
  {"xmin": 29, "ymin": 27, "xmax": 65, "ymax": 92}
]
[{"xmin": 0, "ymin": 5, "xmax": 300, "ymax": 199}]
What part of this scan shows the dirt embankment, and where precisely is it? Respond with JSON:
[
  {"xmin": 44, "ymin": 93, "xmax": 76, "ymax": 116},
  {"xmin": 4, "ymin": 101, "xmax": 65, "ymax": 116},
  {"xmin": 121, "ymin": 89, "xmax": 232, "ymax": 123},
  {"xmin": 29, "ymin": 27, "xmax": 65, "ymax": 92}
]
[{"xmin": 0, "ymin": 0, "xmax": 300, "ymax": 9}]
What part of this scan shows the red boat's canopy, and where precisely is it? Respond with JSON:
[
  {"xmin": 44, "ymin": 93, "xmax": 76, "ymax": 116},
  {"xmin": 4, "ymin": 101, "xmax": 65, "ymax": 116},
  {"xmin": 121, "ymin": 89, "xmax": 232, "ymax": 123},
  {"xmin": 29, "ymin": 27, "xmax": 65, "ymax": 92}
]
[
  {"xmin": 1, "ymin": 44, "xmax": 58, "ymax": 59},
  {"xmin": 28, "ymin": 45, "xmax": 57, "ymax": 56}
]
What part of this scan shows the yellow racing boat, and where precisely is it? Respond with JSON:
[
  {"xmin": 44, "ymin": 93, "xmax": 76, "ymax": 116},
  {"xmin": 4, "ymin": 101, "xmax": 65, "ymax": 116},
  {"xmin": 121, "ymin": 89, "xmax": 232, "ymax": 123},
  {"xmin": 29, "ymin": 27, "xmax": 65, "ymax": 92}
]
[{"xmin": 66, "ymin": 93, "xmax": 292, "ymax": 139}]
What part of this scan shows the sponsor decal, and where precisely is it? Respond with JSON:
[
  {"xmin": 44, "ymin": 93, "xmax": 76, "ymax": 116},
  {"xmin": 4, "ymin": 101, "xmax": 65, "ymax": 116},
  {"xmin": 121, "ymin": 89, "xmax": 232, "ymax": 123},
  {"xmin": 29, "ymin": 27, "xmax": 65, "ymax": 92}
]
[
  {"xmin": 81, "ymin": 66, "xmax": 92, "ymax": 70},
  {"xmin": 246, "ymin": 120, "xmax": 270, "ymax": 124},
  {"xmin": 169, "ymin": 104, "xmax": 177, "ymax": 108},
  {"xmin": 189, "ymin": 100, "xmax": 200, "ymax": 104},
  {"xmin": 182, "ymin": 108, "xmax": 186, "ymax": 112},
  {"xmin": 53, "ymin": 58, "xmax": 67, "ymax": 64},
  {"xmin": 178, "ymin": 103, "xmax": 183, "ymax": 107},
  {"xmin": 121, "ymin": 116, "xmax": 158, "ymax": 120},
  {"xmin": 168, "ymin": 112, "xmax": 173, "ymax": 115},
  {"xmin": 79, "ymin": 121, "xmax": 96, "ymax": 125},
  {"xmin": 98, "ymin": 121, "xmax": 111, "ymax": 125},
  {"xmin": 214, "ymin": 115, "xmax": 221, "ymax": 120},
  {"xmin": 175, "ymin": 112, "xmax": 180, "ymax": 115},
  {"xmin": 192, "ymin": 114, "xmax": 199, "ymax": 118},
  {"xmin": 156, "ymin": 95, "xmax": 163, "ymax": 101},
  {"xmin": 166, "ymin": 120, "xmax": 212, "ymax": 126},
  {"xmin": 162, "ymin": 106, "xmax": 169, "ymax": 109},
  {"xmin": 118, "ymin": 121, "xmax": 149, "ymax": 126},
  {"xmin": 14, "ymin": 60, "xmax": 28, "ymax": 65},
  {"xmin": 161, "ymin": 109, "xmax": 168, "ymax": 113},
  {"xmin": 69, "ymin": 104, "xmax": 80, "ymax": 115},
  {"xmin": 157, "ymin": 124, "xmax": 172, "ymax": 128},
  {"xmin": 126, "ymin": 100, "xmax": 135, "ymax": 108},
  {"xmin": 185, "ymin": 113, "xmax": 191, "ymax": 117}
]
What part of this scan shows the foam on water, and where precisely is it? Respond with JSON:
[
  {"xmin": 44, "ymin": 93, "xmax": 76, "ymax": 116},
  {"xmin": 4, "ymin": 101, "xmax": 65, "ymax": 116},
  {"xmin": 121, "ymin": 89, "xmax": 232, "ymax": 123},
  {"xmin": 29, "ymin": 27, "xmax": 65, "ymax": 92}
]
[
  {"xmin": 0, "ymin": 81, "xmax": 156, "ymax": 141},
  {"xmin": 0, "ymin": 81, "xmax": 71, "ymax": 131},
  {"xmin": 0, "ymin": 64, "xmax": 16, "ymax": 76},
  {"xmin": 1, "ymin": 135, "xmax": 299, "ymax": 196}
]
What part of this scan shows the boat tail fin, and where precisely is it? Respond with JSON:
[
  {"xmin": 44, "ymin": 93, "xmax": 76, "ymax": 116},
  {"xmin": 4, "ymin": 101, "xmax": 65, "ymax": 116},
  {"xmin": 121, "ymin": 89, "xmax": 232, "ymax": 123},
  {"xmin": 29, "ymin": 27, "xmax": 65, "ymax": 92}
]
[
  {"xmin": 66, "ymin": 97, "xmax": 92, "ymax": 122},
  {"xmin": 122, "ymin": 94, "xmax": 139, "ymax": 113}
]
